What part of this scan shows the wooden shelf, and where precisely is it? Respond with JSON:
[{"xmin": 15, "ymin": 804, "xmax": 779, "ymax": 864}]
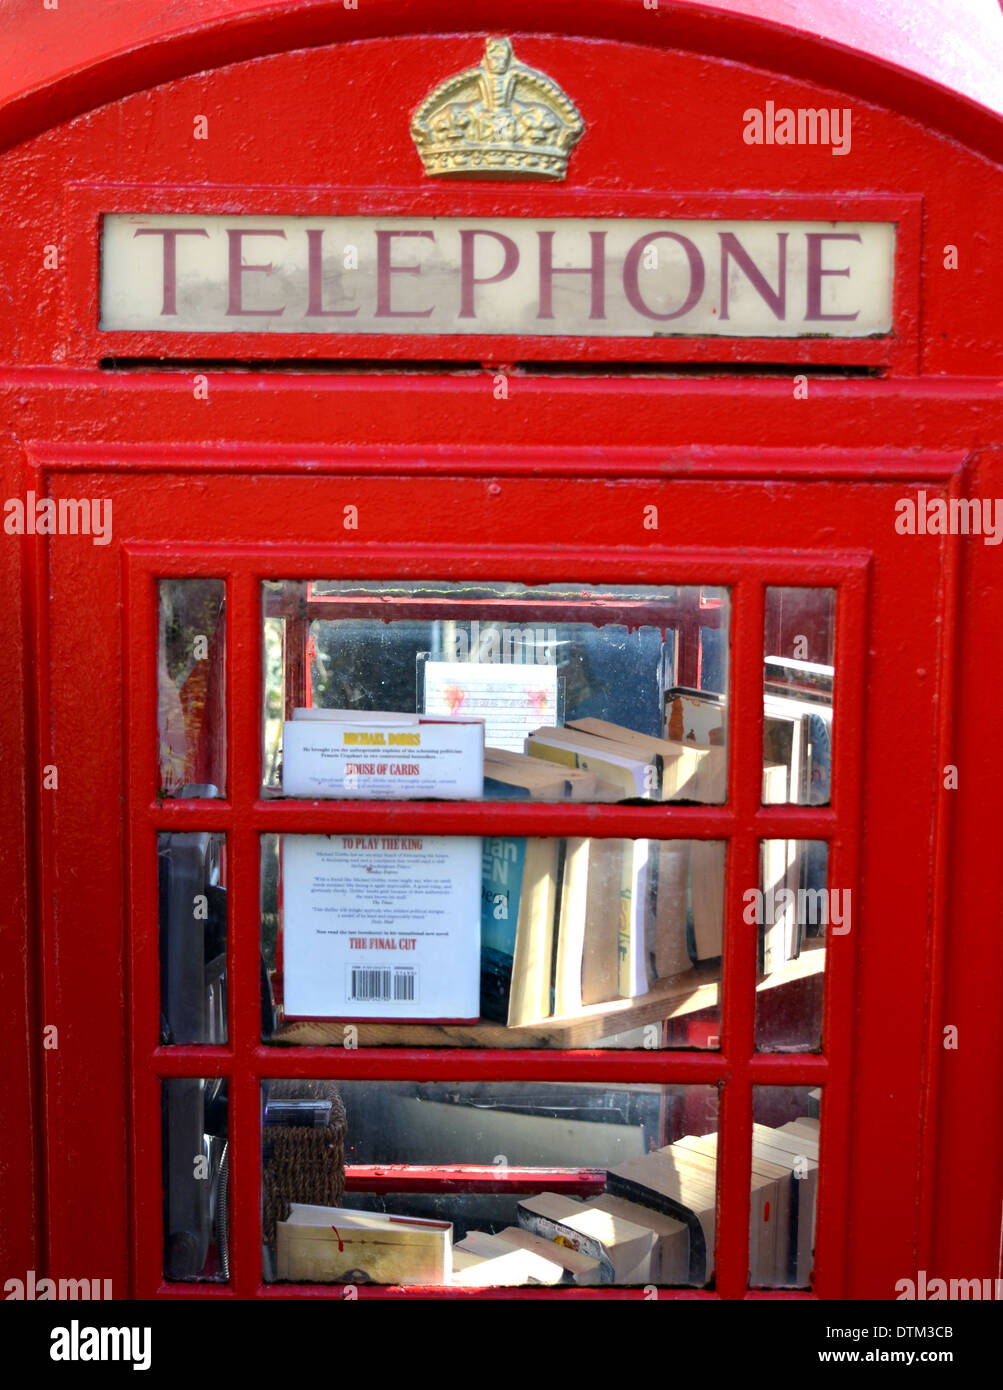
[{"xmin": 271, "ymin": 941, "xmax": 826, "ymax": 1049}]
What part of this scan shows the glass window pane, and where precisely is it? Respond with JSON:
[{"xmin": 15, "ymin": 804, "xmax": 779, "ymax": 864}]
[
  {"xmin": 261, "ymin": 1080, "xmax": 717, "ymax": 1287},
  {"xmin": 159, "ymin": 579, "xmax": 226, "ymax": 797},
  {"xmin": 262, "ymin": 833, "xmax": 724, "ymax": 1050},
  {"xmin": 751, "ymin": 1086, "xmax": 821, "ymax": 1288},
  {"xmin": 755, "ymin": 839, "xmax": 829, "ymax": 1051},
  {"xmin": 158, "ymin": 832, "xmax": 227, "ymax": 1045},
  {"xmin": 262, "ymin": 580, "xmax": 729, "ymax": 804},
  {"xmin": 763, "ymin": 587, "xmax": 834, "ymax": 805},
  {"xmin": 162, "ymin": 1078, "xmax": 229, "ymax": 1282}
]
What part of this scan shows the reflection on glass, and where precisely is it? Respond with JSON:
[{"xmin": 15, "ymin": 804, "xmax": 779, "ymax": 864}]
[
  {"xmin": 261, "ymin": 1079, "xmax": 717, "ymax": 1287},
  {"xmin": 755, "ymin": 839, "xmax": 828, "ymax": 1051},
  {"xmin": 763, "ymin": 587, "xmax": 834, "ymax": 806},
  {"xmin": 162, "ymin": 1078, "xmax": 228, "ymax": 1282},
  {"xmin": 158, "ymin": 832, "xmax": 227, "ymax": 1045},
  {"xmin": 261, "ymin": 580, "xmax": 729, "ymax": 803},
  {"xmin": 158, "ymin": 579, "xmax": 226, "ymax": 797},
  {"xmin": 751, "ymin": 1086, "xmax": 821, "ymax": 1288},
  {"xmin": 261, "ymin": 833, "xmax": 724, "ymax": 1050}
]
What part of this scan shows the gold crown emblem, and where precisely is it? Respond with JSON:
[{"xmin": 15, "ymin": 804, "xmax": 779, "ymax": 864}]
[{"xmin": 411, "ymin": 37, "xmax": 585, "ymax": 181}]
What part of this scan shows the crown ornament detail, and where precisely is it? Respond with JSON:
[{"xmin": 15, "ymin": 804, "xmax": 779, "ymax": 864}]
[{"xmin": 411, "ymin": 37, "xmax": 585, "ymax": 181}]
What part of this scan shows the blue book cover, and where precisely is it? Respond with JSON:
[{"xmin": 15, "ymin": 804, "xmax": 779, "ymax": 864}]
[{"xmin": 480, "ymin": 837, "xmax": 526, "ymax": 1023}]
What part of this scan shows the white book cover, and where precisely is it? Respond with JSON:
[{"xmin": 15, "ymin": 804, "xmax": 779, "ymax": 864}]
[
  {"xmin": 282, "ymin": 834, "xmax": 481, "ymax": 1019},
  {"xmin": 282, "ymin": 715, "xmax": 484, "ymax": 798}
]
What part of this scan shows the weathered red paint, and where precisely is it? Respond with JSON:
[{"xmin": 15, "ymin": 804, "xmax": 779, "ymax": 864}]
[{"xmin": 1, "ymin": 2, "xmax": 1002, "ymax": 1305}]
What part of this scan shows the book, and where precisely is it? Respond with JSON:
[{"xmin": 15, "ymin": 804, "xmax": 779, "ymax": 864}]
[
  {"xmin": 606, "ymin": 1150, "xmax": 717, "ymax": 1284},
  {"xmin": 275, "ymin": 1204, "xmax": 451, "ymax": 1285},
  {"xmin": 483, "ymin": 747, "xmax": 598, "ymax": 802},
  {"xmin": 550, "ymin": 833, "xmax": 653, "ymax": 1011},
  {"xmin": 452, "ymin": 1230, "xmax": 564, "ymax": 1285},
  {"xmin": 662, "ymin": 742, "xmax": 727, "ymax": 803},
  {"xmin": 582, "ymin": 1194, "xmax": 689, "ymax": 1284},
  {"xmin": 657, "ymin": 1141, "xmax": 775, "ymax": 1287},
  {"xmin": 564, "ymin": 717, "xmax": 683, "ymax": 788},
  {"xmin": 691, "ymin": 837, "xmax": 726, "ymax": 962},
  {"xmin": 759, "ymin": 761, "xmax": 798, "ymax": 974},
  {"xmin": 618, "ymin": 839, "xmax": 652, "ymax": 999},
  {"xmin": 516, "ymin": 1192, "xmax": 655, "ymax": 1283},
  {"xmin": 480, "ymin": 836, "xmax": 560, "ymax": 1026},
  {"xmin": 554, "ymin": 838, "xmax": 626, "ymax": 1012},
  {"xmin": 282, "ymin": 710, "xmax": 484, "ymax": 799},
  {"xmin": 564, "ymin": 716, "xmax": 726, "ymax": 804},
  {"xmin": 752, "ymin": 1124, "xmax": 820, "ymax": 1286},
  {"xmin": 281, "ymin": 833, "xmax": 481, "ymax": 1021},
  {"xmin": 526, "ymin": 726, "xmax": 657, "ymax": 800},
  {"xmin": 492, "ymin": 1226, "xmax": 602, "ymax": 1284},
  {"xmin": 674, "ymin": 1134, "xmax": 791, "ymax": 1287},
  {"xmin": 779, "ymin": 1117, "xmax": 820, "ymax": 1147},
  {"xmin": 651, "ymin": 841, "xmax": 693, "ymax": 979}
]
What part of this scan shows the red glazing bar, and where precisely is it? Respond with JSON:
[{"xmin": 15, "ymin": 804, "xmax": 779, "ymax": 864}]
[
  {"xmin": 125, "ymin": 557, "xmax": 170, "ymax": 1296},
  {"xmin": 811, "ymin": 562, "xmax": 867, "ymax": 1298},
  {"xmin": 228, "ymin": 570, "xmax": 267, "ymax": 1297},
  {"xmin": 343, "ymin": 1165, "xmax": 606, "ymax": 1196},
  {"xmin": 713, "ymin": 575, "xmax": 765, "ymax": 1300}
]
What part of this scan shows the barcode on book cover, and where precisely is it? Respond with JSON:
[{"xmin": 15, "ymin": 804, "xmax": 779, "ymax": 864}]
[{"xmin": 348, "ymin": 967, "xmax": 418, "ymax": 1002}]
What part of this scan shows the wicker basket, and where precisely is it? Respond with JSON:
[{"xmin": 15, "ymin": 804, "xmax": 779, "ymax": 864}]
[{"xmin": 262, "ymin": 1081, "xmax": 347, "ymax": 1245}]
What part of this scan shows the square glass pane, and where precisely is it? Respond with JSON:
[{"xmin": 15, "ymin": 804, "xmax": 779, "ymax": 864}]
[
  {"xmin": 261, "ymin": 1079, "xmax": 717, "ymax": 1288},
  {"xmin": 755, "ymin": 839, "xmax": 830, "ymax": 1051},
  {"xmin": 158, "ymin": 831, "xmax": 227, "ymax": 1045},
  {"xmin": 261, "ymin": 833, "xmax": 724, "ymax": 1049},
  {"xmin": 763, "ymin": 587, "xmax": 834, "ymax": 805},
  {"xmin": 162, "ymin": 1078, "xmax": 229, "ymax": 1282},
  {"xmin": 262, "ymin": 580, "xmax": 729, "ymax": 804},
  {"xmin": 158, "ymin": 579, "xmax": 226, "ymax": 797},
  {"xmin": 751, "ymin": 1086, "xmax": 821, "ymax": 1288}
]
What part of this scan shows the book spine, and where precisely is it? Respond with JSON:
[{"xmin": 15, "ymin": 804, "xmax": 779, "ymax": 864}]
[{"xmin": 604, "ymin": 1175, "xmax": 706, "ymax": 1285}]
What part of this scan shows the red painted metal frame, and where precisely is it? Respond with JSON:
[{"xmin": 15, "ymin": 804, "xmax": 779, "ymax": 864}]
[
  {"xmin": 4, "ymin": 0, "xmax": 1003, "ymax": 1306},
  {"xmin": 343, "ymin": 1167, "xmax": 607, "ymax": 1196},
  {"xmin": 3, "ymin": 2, "xmax": 1003, "ymax": 168},
  {"xmin": 120, "ymin": 530, "xmax": 868, "ymax": 1300},
  {"xmin": 8, "ymin": 406, "xmax": 988, "ymax": 1300},
  {"xmin": 65, "ymin": 184, "xmax": 921, "ymax": 372}
]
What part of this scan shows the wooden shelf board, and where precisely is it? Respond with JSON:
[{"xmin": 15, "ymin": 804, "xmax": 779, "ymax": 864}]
[{"xmin": 271, "ymin": 942, "xmax": 826, "ymax": 1050}]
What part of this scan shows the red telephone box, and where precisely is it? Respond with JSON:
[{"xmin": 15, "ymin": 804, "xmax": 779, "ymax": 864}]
[{"xmin": 2, "ymin": 0, "xmax": 1003, "ymax": 1311}]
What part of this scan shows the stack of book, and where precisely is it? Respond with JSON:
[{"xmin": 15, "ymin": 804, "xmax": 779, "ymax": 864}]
[
  {"xmin": 526, "ymin": 715, "xmax": 726, "ymax": 803},
  {"xmin": 480, "ymin": 718, "xmax": 731, "ymax": 1028},
  {"xmin": 272, "ymin": 1115, "xmax": 819, "ymax": 1287},
  {"xmin": 451, "ymin": 1191, "xmax": 687, "ymax": 1285},
  {"xmin": 606, "ymin": 1114, "xmax": 820, "ymax": 1286}
]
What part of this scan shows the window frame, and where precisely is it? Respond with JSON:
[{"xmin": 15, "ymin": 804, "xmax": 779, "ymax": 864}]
[{"xmin": 127, "ymin": 540, "xmax": 867, "ymax": 1300}]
